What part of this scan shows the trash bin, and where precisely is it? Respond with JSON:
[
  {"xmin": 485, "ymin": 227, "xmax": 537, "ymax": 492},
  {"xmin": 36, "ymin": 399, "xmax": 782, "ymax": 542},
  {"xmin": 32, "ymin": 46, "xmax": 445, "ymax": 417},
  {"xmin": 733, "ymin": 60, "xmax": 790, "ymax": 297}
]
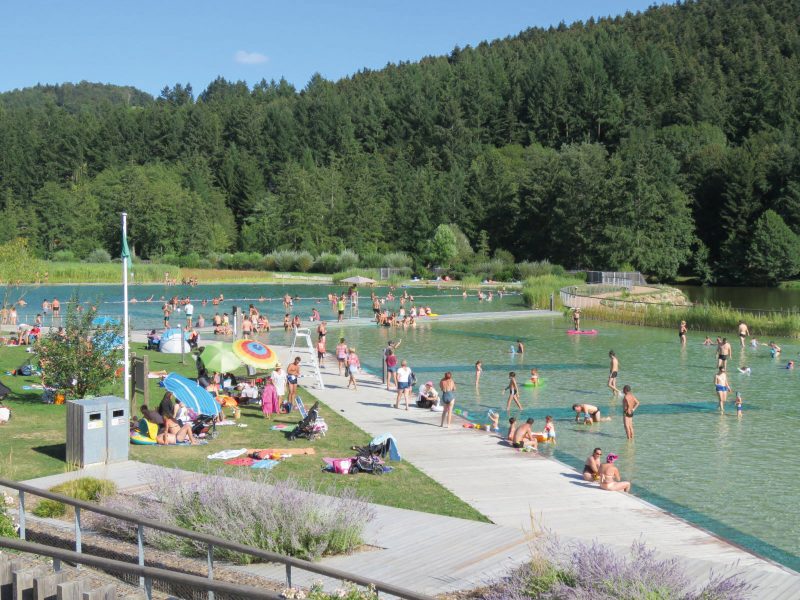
[
  {"xmin": 66, "ymin": 398, "xmax": 109, "ymax": 468},
  {"xmin": 103, "ymin": 396, "xmax": 130, "ymax": 464}
]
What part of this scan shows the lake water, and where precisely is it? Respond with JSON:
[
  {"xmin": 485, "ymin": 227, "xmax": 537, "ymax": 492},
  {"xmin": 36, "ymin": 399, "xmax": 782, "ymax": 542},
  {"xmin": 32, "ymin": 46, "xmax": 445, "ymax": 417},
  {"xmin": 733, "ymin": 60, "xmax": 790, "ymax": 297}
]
[
  {"xmin": 8, "ymin": 284, "xmax": 799, "ymax": 570},
  {"xmin": 679, "ymin": 285, "xmax": 800, "ymax": 312}
]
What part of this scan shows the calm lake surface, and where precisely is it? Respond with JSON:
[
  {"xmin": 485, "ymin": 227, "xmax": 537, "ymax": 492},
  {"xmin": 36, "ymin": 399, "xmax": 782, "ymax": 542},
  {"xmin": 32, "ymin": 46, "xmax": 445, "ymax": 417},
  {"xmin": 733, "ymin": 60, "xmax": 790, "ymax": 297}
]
[
  {"xmin": 678, "ymin": 285, "xmax": 800, "ymax": 311},
  {"xmin": 9, "ymin": 283, "xmax": 799, "ymax": 570}
]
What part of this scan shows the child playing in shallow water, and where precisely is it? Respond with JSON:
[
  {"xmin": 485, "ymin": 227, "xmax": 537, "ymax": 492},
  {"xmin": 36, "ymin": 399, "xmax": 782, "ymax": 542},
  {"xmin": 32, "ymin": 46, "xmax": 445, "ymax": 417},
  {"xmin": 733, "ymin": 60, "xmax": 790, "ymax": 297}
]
[
  {"xmin": 529, "ymin": 368, "xmax": 539, "ymax": 386},
  {"xmin": 543, "ymin": 415, "xmax": 555, "ymax": 440},
  {"xmin": 735, "ymin": 392, "xmax": 743, "ymax": 419},
  {"xmin": 505, "ymin": 372, "xmax": 522, "ymax": 410}
]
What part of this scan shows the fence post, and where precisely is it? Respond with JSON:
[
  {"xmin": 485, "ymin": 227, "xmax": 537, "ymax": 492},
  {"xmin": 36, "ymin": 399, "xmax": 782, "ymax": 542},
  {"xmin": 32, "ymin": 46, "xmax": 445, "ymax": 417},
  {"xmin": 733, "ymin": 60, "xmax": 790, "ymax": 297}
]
[
  {"xmin": 137, "ymin": 523, "xmax": 145, "ymax": 588},
  {"xmin": 207, "ymin": 543, "xmax": 215, "ymax": 600},
  {"xmin": 18, "ymin": 491, "xmax": 25, "ymax": 540},
  {"xmin": 549, "ymin": 293, "xmax": 554, "ymax": 311},
  {"xmin": 74, "ymin": 506, "xmax": 82, "ymax": 558},
  {"xmin": 286, "ymin": 563, "xmax": 292, "ymax": 589}
]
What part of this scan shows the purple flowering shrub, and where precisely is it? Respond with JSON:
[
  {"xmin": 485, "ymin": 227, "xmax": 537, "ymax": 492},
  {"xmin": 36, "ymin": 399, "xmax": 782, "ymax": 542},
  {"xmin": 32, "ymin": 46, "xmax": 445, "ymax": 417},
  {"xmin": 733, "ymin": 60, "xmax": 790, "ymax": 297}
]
[
  {"xmin": 483, "ymin": 539, "xmax": 753, "ymax": 600},
  {"xmin": 87, "ymin": 468, "xmax": 374, "ymax": 563}
]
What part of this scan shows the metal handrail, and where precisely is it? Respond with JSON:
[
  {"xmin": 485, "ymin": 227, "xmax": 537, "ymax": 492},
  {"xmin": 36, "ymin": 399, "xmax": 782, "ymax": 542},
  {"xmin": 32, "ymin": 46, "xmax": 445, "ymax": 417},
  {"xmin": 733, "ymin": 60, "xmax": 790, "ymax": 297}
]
[
  {"xmin": 0, "ymin": 477, "xmax": 433, "ymax": 600},
  {"xmin": 0, "ymin": 537, "xmax": 281, "ymax": 599}
]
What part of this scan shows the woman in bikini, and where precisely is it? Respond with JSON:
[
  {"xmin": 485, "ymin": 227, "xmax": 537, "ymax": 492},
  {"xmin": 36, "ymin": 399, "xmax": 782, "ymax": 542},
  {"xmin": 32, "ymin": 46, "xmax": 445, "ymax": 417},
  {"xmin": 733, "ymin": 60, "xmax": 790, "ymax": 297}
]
[
  {"xmin": 598, "ymin": 454, "xmax": 630, "ymax": 492},
  {"xmin": 287, "ymin": 357, "xmax": 301, "ymax": 410}
]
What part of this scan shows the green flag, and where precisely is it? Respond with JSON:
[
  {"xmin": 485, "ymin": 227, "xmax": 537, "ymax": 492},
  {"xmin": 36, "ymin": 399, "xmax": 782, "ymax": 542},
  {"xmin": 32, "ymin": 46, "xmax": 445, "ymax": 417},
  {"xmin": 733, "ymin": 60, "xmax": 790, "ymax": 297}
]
[{"xmin": 121, "ymin": 232, "xmax": 131, "ymax": 261}]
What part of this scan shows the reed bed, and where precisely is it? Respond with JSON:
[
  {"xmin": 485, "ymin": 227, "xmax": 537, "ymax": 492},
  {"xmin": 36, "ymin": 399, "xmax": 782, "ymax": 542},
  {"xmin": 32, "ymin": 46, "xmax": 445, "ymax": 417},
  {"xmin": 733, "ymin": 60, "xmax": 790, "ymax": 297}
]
[
  {"xmin": 43, "ymin": 262, "xmax": 180, "ymax": 284},
  {"xmin": 579, "ymin": 301, "xmax": 800, "ymax": 338},
  {"xmin": 522, "ymin": 274, "xmax": 585, "ymax": 310}
]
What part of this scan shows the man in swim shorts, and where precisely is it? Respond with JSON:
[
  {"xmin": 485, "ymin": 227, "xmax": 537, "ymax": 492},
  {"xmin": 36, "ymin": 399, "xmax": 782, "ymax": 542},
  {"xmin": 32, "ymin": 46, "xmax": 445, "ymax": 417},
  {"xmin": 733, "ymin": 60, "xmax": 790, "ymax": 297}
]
[
  {"xmin": 608, "ymin": 350, "xmax": 619, "ymax": 395},
  {"xmin": 622, "ymin": 385, "xmax": 640, "ymax": 440},
  {"xmin": 717, "ymin": 337, "xmax": 732, "ymax": 371},
  {"xmin": 572, "ymin": 403, "xmax": 610, "ymax": 423},
  {"xmin": 738, "ymin": 321, "xmax": 750, "ymax": 349},
  {"xmin": 512, "ymin": 418, "xmax": 537, "ymax": 450}
]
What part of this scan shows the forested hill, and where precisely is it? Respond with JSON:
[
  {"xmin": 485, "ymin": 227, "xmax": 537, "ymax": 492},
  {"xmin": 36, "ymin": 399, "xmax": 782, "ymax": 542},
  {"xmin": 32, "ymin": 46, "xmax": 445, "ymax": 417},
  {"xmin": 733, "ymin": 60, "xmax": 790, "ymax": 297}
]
[
  {"xmin": 0, "ymin": 81, "xmax": 153, "ymax": 112},
  {"xmin": 1, "ymin": 0, "xmax": 799, "ymax": 284}
]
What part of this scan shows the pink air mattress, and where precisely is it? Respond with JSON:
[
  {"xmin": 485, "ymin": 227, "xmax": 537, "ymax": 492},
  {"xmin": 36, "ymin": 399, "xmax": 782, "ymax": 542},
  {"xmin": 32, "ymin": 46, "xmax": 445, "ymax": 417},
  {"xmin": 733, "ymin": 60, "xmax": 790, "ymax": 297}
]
[{"xmin": 567, "ymin": 329, "xmax": 598, "ymax": 335}]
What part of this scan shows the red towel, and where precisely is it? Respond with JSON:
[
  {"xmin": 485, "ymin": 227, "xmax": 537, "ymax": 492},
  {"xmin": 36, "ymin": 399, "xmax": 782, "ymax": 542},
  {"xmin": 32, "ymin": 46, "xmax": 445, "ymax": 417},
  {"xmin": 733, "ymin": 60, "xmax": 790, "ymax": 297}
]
[{"xmin": 224, "ymin": 457, "xmax": 256, "ymax": 466}]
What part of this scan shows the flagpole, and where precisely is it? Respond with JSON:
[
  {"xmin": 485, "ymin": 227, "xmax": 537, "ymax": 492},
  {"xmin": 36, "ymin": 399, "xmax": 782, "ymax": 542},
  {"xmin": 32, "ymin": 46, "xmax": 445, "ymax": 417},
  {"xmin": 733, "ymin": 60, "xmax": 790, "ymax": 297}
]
[{"xmin": 122, "ymin": 212, "xmax": 130, "ymax": 407}]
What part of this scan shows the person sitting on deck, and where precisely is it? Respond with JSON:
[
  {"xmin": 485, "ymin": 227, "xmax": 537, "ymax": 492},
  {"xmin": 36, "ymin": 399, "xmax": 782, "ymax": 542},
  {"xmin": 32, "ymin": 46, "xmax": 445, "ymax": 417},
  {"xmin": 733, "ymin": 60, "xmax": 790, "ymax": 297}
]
[
  {"xmin": 512, "ymin": 418, "xmax": 538, "ymax": 450},
  {"xmin": 416, "ymin": 381, "xmax": 440, "ymax": 409}
]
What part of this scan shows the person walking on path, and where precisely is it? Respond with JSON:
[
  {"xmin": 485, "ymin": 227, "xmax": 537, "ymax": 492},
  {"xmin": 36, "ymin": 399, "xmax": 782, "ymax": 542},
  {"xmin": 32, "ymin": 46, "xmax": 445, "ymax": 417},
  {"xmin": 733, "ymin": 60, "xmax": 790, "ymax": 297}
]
[
  {"xmin": 608, "ymin": 351, "xmax": 620, "ymax": 395},
  {"xmin": 738, "ymin": 321, "xmax": 750, "ymax": 349},
  {"xmin": 598, "ymin": 454, "xmax": 631, "ymax": 492},
  {"xmin": 261, "ymin": 377, "xmax": 279, "ymax": 420},
  {"xmin": 385, "ymin": 349, "xmax": 399, "ymax": 390},
  {"xmin": 395, "ymin": 359, "xmax": 412, "ymax": 410},
  {"xmin": 346, "ymin": 347, "xmax": 361, "ymax": 390},
  {"xmin": 622, "ymin": 385, "xmax": 640, "ymax": 440},
  {"xmin": 714, "ymin": 367, "xmax": 731, "ymax": 413},
  {"xmin": 336, "ymin": 338, "xmax": 348, "ymax": 376},
  {"xmin": 440, "ymin": 371, "xmax": 456, "ymax": 428}
]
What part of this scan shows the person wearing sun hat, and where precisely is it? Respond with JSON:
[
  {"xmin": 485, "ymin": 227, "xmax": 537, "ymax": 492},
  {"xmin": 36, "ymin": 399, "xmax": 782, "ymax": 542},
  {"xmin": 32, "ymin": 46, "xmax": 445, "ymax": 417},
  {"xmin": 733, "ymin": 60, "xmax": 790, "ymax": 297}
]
[
  {"xmin": 597, "ymin": 453, "xmax": 630, "ymax": 492},
  {"xmin": 270, "ymin": 362, "xmax": 286, "ymax": 406},
  {"xmin": 416, "ymin": 381, "xmax": 439, "ymax": 409}
]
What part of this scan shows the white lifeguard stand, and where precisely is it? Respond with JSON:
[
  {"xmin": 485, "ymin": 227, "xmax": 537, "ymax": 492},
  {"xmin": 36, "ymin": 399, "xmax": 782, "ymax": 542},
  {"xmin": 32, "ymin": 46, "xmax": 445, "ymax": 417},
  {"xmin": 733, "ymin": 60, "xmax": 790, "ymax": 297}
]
[{"xmin": 289, "ymin": 327, "xmax": 325, "ymax": 389}]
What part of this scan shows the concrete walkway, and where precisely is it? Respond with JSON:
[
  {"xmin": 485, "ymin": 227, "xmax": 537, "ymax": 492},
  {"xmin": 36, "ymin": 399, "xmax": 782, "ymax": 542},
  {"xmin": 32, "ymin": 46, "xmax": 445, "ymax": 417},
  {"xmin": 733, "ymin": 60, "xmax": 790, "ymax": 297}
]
[
  {"xmin": 18, "ymin": 461, "xmax": 533, "ymax": 596},
  {"xmin": 270, "ymin": 343, "xmax": 800, "ymax": 598}
]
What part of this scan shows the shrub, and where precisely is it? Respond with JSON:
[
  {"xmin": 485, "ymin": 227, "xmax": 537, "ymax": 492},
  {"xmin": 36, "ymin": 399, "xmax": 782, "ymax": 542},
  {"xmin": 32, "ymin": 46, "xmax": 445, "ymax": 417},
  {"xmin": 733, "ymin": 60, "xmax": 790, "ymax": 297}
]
[
  {"xmin": 296, "ymin": 251, "xmax": 314, "ymax": 273},
  {"xmin": 272, "ymin": 250, "xmax": 299, "ymax": 272},
  {"xmin": 178, "ymin": 252, "xmax": 201, "ymax": 269},
  {"xmin": 517, "ymin": 260, "xmax": 559, "ymax": 279},
  {"xmin": 314, "ymin": 252, "xmax": 340, "ymax": 274},
  {"xmin": 359, "ymin": 252, "xmax": 386, "ymax": 268},
  {"xmin": 51, "ymin": 250, "xmax": 76, "ymax": 262},
  {"xmin": 88, "ymin": 469, "xmax": 373, "ymax": 563},
  {"xmin": 493, "ymin": 248, "xmax": 515, "ymax": 265},
  {"xmin": 0, "ymin": 501, "xmax": 16, "ymax": 538},
  {"xmin": 85, "ymin": 248, "xmax": 112, "ymax": 263},
  {"xmin": 384, "ymin": 252, "xmax": 413, "ymax": 269},
  {"xmin": 337, "ymin": 249, "xmax": 360, "ymax": 271},
  {"xmin": 32, "ymin": 477, "xmax": 117, "ymax": 518},
  {"xmin": 484, "ymin": 539, "xmax": 752, "ymax": 600}
]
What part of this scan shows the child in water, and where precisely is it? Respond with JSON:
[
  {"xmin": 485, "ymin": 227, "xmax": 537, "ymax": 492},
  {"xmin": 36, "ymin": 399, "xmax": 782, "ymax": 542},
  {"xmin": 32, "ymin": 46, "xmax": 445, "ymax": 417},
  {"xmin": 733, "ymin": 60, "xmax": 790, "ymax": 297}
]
[
  {"xmin": 475, "ymin": 360, "xmax": 482, "ymax": 385},
  {"xmin": 735, "ymin": 392, "xmax": 743, "ymax": 419},
  {"xmin": 505, "ymin": 372, "xmax": 522, "ymax": 410},
  {"xmin": 487, "ymin": 410, "xmax": 500, "ymax": 432},
  {"xmin": 529, "ymin": 368, "xmax": 540, "ymax": 386},
  {"xmin": 507, "ymin": 417, "xmax": 517, "ymax": 441},
  {"xmin": 543, "ymin": 415, "xmax": 555, "ymax": 440}
]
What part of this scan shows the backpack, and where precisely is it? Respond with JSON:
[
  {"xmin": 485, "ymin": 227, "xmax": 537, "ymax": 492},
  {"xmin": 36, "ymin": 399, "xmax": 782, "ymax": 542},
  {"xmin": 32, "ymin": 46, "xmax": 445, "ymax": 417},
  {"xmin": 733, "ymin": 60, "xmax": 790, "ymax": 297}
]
[
  {"xmin": 409, "ymin": 371, "xmax": 417, "ymax": 387},
  {"xmin": 17, "ymin": 364, "xmax": 33, "ymax": 377}
]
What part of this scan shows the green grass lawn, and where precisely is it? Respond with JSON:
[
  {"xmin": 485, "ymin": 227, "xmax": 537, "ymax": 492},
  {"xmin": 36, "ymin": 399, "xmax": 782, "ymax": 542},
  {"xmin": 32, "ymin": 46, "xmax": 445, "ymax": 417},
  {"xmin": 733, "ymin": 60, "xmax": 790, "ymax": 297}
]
[{"xmin": 0, "ymin": 345, "xmax": 488, "ymax": 522}]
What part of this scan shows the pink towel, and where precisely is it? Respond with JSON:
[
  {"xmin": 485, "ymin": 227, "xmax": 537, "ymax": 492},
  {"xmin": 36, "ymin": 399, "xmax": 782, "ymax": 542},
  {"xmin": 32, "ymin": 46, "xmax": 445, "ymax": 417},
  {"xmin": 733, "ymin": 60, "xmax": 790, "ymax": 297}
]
[{"xmin": 261, "ymin": 384, "xmax": 279, "ymax": 416}]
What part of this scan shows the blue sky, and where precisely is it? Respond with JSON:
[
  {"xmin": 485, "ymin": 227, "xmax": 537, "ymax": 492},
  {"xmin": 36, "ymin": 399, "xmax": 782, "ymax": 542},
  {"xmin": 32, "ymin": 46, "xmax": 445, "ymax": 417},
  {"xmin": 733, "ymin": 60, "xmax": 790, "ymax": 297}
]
[{"xmin": 1, "ymin": 1, "xmax": 669, "ymax": 96}]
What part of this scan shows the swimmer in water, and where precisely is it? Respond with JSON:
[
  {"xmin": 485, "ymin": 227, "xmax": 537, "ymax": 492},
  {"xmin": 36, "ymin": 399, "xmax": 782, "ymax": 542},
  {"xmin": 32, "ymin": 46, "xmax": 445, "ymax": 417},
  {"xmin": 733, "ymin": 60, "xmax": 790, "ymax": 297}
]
[
  {"xmin": 529, "ymin": 368, "xmax": 539, "ymax": 386},
  {"xmin": 516, "ymin": 340, "xmax": 524, "ymax": 354},
  {"xmin": 735, "ymin": 392, "xmax": 743, "ymax": 419},
  {"xmin": 703, "ymin": 335, "xmax": 713, "ymax": 346},
  {"xmin": 737, "ymin": 366, "xmax": 752, "ymax": 375},
  {"xmin": 787, "ymin": 360, "xmax": 795, "ymax": 370},
  {"xmin": 714, "ymin": 366, "xmax": 731, "ymax": 413},
  {"xmin": 608, "ymin": 351, "xmax": 620, "ymax": 395}
]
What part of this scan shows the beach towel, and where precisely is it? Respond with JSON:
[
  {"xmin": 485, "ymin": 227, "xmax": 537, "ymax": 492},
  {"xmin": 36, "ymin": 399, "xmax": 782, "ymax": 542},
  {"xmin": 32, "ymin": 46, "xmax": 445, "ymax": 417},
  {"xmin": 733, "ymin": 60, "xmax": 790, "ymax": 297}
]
[
  {"xmin": 261, "ymin": 384, "xmax": 279, "ymax": 417},
  {"xmin": 270, "ymin": 424, "xmax": 288, "ymax": 431},
  {"xmin": 225, "ymin": 457, "xmax": 256, "ymax": 466},
  {"xmin": 208, "ymin": 448, "xmax": 247, "ymax": 460},
  {"xmin": 248, "ymin": 447, "xmax": 316, "ymax": 458},
  {"xmin": 370, "ymin": 433, "xmax": 402, "ymax": 461},
  {"xmin": 251, "ymin": 459, "xmax": 280, "ymax": 470}
]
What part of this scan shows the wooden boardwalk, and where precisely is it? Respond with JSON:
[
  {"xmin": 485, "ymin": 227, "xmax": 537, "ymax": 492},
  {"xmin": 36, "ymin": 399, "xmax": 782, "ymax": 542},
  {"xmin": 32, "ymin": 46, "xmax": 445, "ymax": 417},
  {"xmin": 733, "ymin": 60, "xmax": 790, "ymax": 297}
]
[{"xmin": 271, "ymin": 343, "xmax": 800, "ymax": 598}]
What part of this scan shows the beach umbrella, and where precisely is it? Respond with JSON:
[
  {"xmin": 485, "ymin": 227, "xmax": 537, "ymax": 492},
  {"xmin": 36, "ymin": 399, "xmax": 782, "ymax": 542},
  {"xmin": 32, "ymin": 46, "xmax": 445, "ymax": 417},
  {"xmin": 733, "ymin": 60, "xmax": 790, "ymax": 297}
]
[
  {"xmin": 231, "ymin": 339, "xmax": 278, "ymax": 370},
  {"xmin": 162, "ymin": 372, "xmax": 219, "ymax": 416},
  {"xmin": 200, "ymin": 342, "xmax": 242, "ymax": 372},
  {"xmin": 339, "ymin": 275, "xmax": 376, "ymax": 285}
]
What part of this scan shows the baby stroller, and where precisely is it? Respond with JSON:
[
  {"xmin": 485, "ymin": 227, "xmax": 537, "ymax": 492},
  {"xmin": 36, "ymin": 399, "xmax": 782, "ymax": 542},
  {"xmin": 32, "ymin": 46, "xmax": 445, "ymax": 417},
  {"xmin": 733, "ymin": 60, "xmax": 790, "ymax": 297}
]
[
  {"xmin": 191, "ymin": 414, "xmax": 217, "ymax": 439},
  {"xmin": 288, "ymin": 401, "xmax": 328, "ymax": 441}
]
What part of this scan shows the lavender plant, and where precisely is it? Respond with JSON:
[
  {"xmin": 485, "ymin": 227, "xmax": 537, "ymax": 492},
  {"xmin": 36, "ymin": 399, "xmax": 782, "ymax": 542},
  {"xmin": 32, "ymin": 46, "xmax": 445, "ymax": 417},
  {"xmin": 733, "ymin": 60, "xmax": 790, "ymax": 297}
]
[
  {"xmin": 484, "ymin": 539, "xmax": 753, "ymax": 600},
  {"xmin": 89, "ymin": 468, "xmax": 374, "ymax": 564}
]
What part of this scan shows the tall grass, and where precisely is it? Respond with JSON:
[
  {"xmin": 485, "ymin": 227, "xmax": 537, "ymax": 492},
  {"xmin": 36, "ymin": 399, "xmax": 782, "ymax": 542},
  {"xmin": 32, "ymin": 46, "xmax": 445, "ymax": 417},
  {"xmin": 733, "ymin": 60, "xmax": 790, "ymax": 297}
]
[
  {"xmin": 522, "ymin": 274, "xmax": 585, "ymax": 310},
  {"xmin": 580, "ymin": 301, "xmax": 800, "ymax": 337},
  {"xmin": 42, "ymin": 262, "xmax": 180, "ymax": 283}
]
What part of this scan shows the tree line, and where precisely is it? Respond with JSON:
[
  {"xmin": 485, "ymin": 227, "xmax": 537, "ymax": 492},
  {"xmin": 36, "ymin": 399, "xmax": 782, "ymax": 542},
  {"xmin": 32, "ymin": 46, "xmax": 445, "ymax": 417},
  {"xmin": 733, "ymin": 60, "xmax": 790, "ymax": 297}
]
[{"xmin": 1, "ymin": 0, "xmax": 799, "ymax": 284}]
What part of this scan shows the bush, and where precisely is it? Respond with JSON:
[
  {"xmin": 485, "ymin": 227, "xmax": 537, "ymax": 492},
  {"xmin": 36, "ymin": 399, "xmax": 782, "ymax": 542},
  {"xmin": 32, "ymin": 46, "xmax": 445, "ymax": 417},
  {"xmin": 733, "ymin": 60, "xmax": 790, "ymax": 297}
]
[
  {"xmin": 0, "ymin": 501, "xmax": 16, "ymax": 538},
  {"xmin": 51, "ymin": 250, "xmax": 76, "ymax": 262},
  {"xmin": 493, "ymin": 248, "xmax": 515, "ymax": 265},
  {"xmin": 314, "ymin": 252, "xmax": 340, "ymax": 274},
  {"xmin": 484, "ymin": 539, "xmax": 752, "ymax": 600},
  {"xmin": 359, "ymin": 252, "xmax": 386, "ymax": 268},
  {"xmin": 296, "ymin": 251, "xmax": 314, "ymax": 273},
  {"xmin": 337, "ymin": 249, "xmax": 360, "ymax": 271},
  {"xmin": 272, "ymin": 250, "xmax": 299, "ymax": 272},
  {"xmin": 384, "ymin": 252, "xmax": 413, "ymax": 269},
  {"xmin": 178, "ymin": 252, "xmax": 202, "ymax": 269},
  {"xmin": 85, "ymin": 248, "xmax": 112, "ymax": 263},
  {"xmin": 32, "ymin": 477, "xmax": 117, "ymax": 518},
  {"xmin": 88, "ymin": 469, "xmax": 373, "ymax": 563},
  {"xmin": 517, "ymin": 260, "xmax": 560, "ymax": 279}
]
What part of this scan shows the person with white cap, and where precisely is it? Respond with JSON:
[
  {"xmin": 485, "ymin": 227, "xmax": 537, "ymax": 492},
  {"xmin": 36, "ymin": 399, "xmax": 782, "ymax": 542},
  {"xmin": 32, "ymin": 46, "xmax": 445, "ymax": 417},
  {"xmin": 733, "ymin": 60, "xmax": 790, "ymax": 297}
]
[{"xmin": 416, "ymin": 381, "xmax": 439, "ymax": 409}]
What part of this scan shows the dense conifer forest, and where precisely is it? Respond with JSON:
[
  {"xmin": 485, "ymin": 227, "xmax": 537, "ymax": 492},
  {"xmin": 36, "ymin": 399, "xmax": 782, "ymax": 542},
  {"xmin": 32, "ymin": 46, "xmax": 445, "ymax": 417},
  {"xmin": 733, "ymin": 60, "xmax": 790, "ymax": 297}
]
[{"xmin": 1, "ymin": 0, "xmax": 799, "ymax": 284}]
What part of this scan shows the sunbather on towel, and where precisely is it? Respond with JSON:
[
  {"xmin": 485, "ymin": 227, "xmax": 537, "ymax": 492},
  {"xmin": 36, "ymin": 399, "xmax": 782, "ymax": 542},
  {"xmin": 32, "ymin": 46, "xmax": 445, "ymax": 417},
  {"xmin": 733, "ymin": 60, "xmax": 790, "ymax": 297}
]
[{"xmin": 158, "ymin": 415, "xmax": 198, "ymax": 445}]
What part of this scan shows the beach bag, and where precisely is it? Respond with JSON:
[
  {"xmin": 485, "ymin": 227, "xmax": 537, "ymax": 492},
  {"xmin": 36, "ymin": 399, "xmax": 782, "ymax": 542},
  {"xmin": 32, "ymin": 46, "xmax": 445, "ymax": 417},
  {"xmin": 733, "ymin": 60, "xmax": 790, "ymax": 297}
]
[
  {"xmin": 16, "ymin": 364, "xmax": 32, "ymax": 377},
  {"xmin": 410, "ymin": 371, "xmax": 417, "ymax": 387}
]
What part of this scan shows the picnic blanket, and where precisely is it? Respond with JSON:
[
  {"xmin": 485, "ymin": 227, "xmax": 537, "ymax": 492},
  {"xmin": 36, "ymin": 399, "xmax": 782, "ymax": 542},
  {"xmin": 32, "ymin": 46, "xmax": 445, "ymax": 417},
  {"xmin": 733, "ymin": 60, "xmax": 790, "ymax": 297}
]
[
  {"xmin": 224, "ymin": 457, "xmax": 256, "ymax": 466},
  {"xmin": 208, "ymin": 448, "xmax": 248, "ymax": 460},
  {"xmin": 251, "ymin": 459, "xmax": 280, "ymax": 470},
  {"xmin": 248, "ymin": 447, "xmax": 316, "ymax": 457}
]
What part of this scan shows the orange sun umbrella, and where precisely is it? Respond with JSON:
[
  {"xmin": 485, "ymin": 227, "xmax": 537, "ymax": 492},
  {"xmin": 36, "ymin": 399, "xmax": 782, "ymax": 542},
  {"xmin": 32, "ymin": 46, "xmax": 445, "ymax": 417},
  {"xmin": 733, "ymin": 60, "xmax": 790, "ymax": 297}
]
[{"xmin": 231, "ymin": 339, "xmax": 279, "ymax": 370}]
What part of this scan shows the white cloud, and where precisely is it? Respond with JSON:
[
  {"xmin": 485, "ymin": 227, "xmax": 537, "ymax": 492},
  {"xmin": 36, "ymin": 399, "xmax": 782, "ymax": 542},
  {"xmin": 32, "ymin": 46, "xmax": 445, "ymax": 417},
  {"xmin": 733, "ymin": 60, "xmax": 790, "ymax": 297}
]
[{"xmin": 234, "ymin": 50, "xmax": 268, "ymax": 65}]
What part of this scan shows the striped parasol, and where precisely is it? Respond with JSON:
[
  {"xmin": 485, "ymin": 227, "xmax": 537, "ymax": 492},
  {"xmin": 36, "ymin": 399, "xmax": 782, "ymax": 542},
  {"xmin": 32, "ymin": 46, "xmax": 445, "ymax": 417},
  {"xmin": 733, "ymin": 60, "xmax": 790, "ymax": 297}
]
[{"xmin": 231, "ymin": 339, "xmax": 278, "ymax": 370}]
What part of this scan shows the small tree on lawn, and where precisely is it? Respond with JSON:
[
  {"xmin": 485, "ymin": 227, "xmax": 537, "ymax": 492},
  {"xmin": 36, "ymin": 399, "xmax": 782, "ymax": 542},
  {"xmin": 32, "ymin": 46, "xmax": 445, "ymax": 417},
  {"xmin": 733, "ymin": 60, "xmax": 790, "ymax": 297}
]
[{"xmin": 36, "ymin": 294, "xmax": 122, "ymax": 398}]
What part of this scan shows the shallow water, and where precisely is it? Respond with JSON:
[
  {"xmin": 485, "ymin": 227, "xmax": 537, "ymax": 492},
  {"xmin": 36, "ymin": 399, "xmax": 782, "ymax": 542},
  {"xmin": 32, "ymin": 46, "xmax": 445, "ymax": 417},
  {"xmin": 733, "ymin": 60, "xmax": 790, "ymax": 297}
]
[{"xmin": 7, "ymin": 283, "xmax": 799, "ymax": 569}]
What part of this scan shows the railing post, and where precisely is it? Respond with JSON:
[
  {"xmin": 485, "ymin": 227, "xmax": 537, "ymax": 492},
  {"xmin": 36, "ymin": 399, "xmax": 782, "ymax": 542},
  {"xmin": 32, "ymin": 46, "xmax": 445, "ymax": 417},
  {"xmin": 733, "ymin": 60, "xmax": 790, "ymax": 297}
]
[
  {"xmin": 144, "ymin": 576, "xmax": 153, "ymax": 600},
  {"xmin": 207, "ymin": 543, "xmax": 215, "ymax": 600},
  {"xmin": 285, "ymin": 563, "xmax": 292, "ymax": 589},
  {"xmin": 137, "ymin": 523, "xmax": 145, "ymax": 588},
  {"xmin": 18, "ymin": 491, "xmax": 25, "ymax": 540},
  {"xmin": 74, "ymin": 506, "xmax": 82, "ymax": 558}
]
